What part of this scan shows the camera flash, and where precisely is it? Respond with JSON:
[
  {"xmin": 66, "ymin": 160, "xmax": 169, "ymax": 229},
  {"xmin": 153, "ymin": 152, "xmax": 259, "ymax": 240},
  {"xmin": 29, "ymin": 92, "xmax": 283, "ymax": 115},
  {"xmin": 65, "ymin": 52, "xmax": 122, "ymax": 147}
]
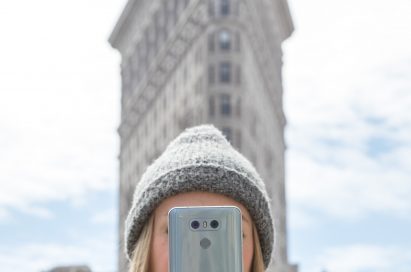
[{"xmin": 203, "ymin": 221, "xmax": 207, "ymax": 228}]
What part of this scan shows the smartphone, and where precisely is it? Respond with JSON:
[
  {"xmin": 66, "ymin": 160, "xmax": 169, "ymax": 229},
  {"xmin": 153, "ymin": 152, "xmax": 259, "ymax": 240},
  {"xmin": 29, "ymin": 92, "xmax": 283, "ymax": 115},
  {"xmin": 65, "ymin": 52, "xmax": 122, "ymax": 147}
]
[{"xmin": 168, "ymin": 206, "xmax": 243, "ymax": 272}]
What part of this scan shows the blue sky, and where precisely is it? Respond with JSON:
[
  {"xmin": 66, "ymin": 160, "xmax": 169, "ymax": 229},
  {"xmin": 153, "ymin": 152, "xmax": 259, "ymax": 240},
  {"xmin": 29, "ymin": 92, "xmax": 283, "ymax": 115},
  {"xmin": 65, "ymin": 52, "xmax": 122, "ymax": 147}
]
[{"xmin": 0, "ymin": 0, "xmax": 410, "ymax": 272}]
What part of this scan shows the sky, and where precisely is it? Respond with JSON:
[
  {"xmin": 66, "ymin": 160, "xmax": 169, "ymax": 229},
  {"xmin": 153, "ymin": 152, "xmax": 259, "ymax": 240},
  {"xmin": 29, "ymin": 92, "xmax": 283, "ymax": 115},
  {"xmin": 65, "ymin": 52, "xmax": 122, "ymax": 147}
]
[{"xmin": 0, "ymin": 0, "xmax": 410, "ymax": 272}]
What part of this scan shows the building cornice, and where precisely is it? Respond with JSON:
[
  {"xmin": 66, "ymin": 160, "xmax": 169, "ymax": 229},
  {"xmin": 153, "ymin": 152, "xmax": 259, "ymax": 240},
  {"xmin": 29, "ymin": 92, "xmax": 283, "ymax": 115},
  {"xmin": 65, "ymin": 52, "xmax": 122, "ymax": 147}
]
[
  {"xmin": 109, "ymin": 0, "xmax": 160, "ymax": 55},
  {"xmin": 109, "ymin": 0, "xmax": 139, "ymax": 49},
  {"xmin": 275, "ymin": 0, "xmax": 294, "ymax": 41}
]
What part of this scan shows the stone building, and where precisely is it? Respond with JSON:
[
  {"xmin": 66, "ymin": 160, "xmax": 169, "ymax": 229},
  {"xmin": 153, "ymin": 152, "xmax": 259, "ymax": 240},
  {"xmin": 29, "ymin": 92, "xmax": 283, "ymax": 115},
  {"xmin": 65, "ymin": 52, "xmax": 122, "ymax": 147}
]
[
  {"xmin": 109, "ymin": 0, "xmax": 296, "ymax": 271},
  {"xmin": 45, "ymin": 265, "xmax": 92, "ymax": 272}
]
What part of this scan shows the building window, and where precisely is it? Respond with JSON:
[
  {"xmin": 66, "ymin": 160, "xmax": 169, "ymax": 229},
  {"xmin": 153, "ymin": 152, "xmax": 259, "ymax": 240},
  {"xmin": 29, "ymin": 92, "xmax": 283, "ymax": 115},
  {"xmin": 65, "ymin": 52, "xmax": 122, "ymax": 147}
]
[
  {"xmin": 220, "ymin": 0, "xmax": 230, "ymax": 16},
  {"xmin": 219, "ymin": 62, "xmax": 231, "ymax": 83},
  {"xmin": 209, "ymin": 96, "xmax": 215, "ymax": 117},
  {"xmin": 222, "ymin": 127, "xmax": 232, "ymax": 142},
  {"xmin": 208, "ymin": 65, "xmax": 215, "ymax": 84},
  {"xmin": 219, "ymin": 29, "xmax": 231, "ymax": 51},
  {"xmin": 220, "ymin": 94, "xmax": 231, "ymax": 116}
]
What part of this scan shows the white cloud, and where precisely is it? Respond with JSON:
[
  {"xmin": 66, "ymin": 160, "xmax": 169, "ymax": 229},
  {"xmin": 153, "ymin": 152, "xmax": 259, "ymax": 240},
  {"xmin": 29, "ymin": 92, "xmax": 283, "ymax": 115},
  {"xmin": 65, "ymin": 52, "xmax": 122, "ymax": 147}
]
[
  {"xmin": 18, "ymin": 205, "xmax": 55, "ymax": 220},
  {"xmin": 284, "ymin": 0, "xmax": 411, "ymax": 224},
  {"xmin": 0, "ymin": 0, "xmax": 124, "ymax": 219},
  {"xmin": 91, "ymin": 208, "xmax": 117, "ymax": 224},
  {"xmin": 309, "ymin": 244, "xmax": 411, "ymax": 272},
  {"xmin": 287, "ymin": 147, "xmax": 411, "ymax": 221},
  {"xmin": 0, "ymin": 208, "xmax": 10, "ymax": 222},
  {"xmin": 287, "ymin": 205, "xmax": 317, "ymax": 229}
]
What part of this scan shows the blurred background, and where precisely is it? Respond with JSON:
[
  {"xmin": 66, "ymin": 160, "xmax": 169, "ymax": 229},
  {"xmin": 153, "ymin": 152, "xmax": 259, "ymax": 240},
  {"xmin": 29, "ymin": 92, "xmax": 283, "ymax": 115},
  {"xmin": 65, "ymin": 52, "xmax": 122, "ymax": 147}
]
[{"xmin": 0, "ymin": 0, "xmax": 410, "ymax": 272}]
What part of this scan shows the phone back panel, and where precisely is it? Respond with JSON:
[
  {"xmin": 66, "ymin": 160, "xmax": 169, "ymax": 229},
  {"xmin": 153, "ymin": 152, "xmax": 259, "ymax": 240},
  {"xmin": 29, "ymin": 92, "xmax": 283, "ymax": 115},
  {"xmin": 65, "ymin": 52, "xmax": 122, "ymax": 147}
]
[{"xmin": 168, "ymin": 206, "xmax": 243, "ymax": 272}]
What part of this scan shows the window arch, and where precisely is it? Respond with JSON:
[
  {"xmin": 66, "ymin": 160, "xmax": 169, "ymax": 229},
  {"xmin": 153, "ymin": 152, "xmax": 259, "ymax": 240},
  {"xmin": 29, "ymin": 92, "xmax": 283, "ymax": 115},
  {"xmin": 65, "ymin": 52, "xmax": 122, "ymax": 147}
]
[{"xmin": 218, "ymin": 29, "xmax": 231, "ymax": 51}]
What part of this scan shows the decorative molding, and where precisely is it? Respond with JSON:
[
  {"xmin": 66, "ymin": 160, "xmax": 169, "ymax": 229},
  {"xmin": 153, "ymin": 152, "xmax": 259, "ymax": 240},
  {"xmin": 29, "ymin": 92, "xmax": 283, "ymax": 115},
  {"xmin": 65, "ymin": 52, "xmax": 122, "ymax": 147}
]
[{"xmin": 119, "ymin": 0, "xmax": 208, "ymax": 143}]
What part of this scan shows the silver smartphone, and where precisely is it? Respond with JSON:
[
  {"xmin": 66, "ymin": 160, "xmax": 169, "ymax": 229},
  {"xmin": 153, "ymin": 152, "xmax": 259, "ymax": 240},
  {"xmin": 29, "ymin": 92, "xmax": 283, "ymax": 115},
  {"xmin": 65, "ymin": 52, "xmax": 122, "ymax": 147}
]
[{"xmin": 168, "ymin": 206, "xmax": 243, "ymax": 272}]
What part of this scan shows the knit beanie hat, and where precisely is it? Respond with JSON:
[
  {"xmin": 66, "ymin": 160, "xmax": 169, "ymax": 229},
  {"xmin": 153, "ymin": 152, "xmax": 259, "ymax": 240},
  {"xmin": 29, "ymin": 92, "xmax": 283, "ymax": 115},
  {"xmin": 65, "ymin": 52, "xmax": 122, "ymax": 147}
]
[{"xmin": 125, "ymin": 124, "xmax": 274, "ymax": 268}]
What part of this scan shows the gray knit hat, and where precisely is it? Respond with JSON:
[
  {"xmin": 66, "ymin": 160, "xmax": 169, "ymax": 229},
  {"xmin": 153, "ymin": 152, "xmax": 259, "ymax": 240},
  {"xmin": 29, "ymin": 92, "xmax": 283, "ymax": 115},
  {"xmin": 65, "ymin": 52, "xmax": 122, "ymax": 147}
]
[{"xmin": 125, "ymin": 124, "xmax": 274, "ymax": 267}]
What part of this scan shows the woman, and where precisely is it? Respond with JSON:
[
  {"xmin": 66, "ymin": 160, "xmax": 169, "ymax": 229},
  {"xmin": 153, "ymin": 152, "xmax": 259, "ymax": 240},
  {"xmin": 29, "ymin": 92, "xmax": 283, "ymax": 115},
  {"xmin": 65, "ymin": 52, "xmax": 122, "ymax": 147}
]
[{"xmin": 124, "ymin": 124, "xmax": 274, "ymax": 272}]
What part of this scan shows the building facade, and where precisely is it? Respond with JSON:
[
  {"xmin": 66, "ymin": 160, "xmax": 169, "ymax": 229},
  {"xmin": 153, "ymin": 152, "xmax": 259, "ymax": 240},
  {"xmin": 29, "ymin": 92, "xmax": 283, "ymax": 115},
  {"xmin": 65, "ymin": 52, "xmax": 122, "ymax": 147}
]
[
  {"xmin": 109, "ymin": 0, "xmax": 296, "ymax": 271},
  {"xmin": 45, "ymin": 266, "xmax": 92, "ymax": 272}
]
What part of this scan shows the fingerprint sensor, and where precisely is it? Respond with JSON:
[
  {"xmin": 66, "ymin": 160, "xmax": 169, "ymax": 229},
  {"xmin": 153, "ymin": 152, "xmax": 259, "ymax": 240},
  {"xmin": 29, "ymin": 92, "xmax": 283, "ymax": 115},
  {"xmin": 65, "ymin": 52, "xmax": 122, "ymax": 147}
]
[{"xmin": 200, "ymin": 238, "xmax": 211, "ymax": 249}]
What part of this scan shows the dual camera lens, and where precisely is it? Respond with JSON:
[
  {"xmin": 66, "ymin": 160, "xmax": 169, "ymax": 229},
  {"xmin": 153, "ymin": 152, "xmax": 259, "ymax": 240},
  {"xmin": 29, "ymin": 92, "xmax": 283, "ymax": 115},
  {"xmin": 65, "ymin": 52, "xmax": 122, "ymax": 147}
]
[
  {"xmin": 191, "ymin": 220, "xmax": 219, "ymax": 229},
  {"xmin": 210, "ymin": 220, "xmax": 219, "ymax": 229},
  {"xmin": 191, "ymin": 220, "xmax": 200, "ymax": 229}
]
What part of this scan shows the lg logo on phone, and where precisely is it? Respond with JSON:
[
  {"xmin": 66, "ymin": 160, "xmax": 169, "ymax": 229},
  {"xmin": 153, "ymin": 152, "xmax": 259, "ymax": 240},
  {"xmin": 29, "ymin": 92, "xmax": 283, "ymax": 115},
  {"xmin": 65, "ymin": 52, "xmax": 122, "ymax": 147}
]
[{"xmin": 200, "ymin": 238, "xmax": 211, "ymax": 249}]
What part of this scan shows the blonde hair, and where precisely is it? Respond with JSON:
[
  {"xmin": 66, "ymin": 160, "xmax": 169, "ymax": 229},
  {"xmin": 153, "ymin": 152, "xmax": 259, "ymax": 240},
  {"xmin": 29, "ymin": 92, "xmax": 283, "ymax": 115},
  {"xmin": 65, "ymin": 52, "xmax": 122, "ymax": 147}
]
[
  {"xmin": 129, "ymin": 215, "xmax": 266, "ymax": 272},
  {"xmin": 128, "ymin": 215, "xmax": 154, "ymax": 272},
  {"xmin": 252, "ymin": 224, "xmax": 265, "ymax": 272}
]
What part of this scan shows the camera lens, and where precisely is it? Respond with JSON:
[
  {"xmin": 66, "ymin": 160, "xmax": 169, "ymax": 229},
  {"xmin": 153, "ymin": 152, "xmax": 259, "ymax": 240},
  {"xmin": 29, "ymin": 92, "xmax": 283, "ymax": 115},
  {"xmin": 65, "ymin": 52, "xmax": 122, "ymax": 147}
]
[
  {"xmin": 191, "ymin": 220, "xmax": 200, "ymax": 229},
  {"xmin": 210, "ymin": 220, "xmax": 219, "ymax": 229}
]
